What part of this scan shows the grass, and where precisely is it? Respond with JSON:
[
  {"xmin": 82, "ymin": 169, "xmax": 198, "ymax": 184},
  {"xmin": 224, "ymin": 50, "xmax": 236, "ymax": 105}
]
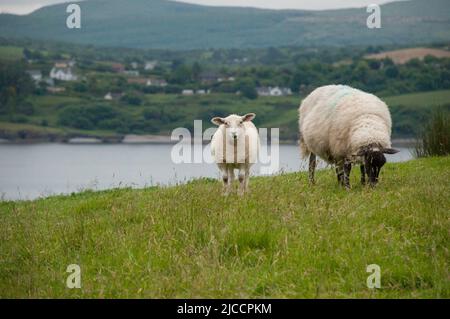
[
  {"xmin": 415, "ymin": 108, "xmax": 450, "ymax": 157},
  {"xmin": 0, "ymin": 45, "xmax": 23, "ymax": 60},
  {"xmin": 0, "ymin": 157, "xmax": 449, "ymax": 298},
  {"xmin": 383, "ymin": 90, "xmax": 450, "ymax": 108}
]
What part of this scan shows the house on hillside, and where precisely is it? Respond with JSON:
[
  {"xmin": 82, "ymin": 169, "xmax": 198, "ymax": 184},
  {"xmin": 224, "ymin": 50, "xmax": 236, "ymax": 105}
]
[
  {"xmin": 144, "ymin": 60, "xmax": 158, "ymax": 70},
  {"xmin": 104, "ymin": 92, "xmax": 124, "ymax": 100},
  {"xmin": 146, "ymin": 77, "xmax": 167, "ymax": 87},
  {"xmin": 258, "ymin": 86, "xmax": 292, "ymax": 97},
  {"xmin": 127, "ymin": 77, "xmax": 148, "ymax": 85},
  {"xmin": 54, "ymin": 60, "xmax": 75, "ymax": 68},
  {"xmin": 47, "ymin": 86, "xmax": 66, "ymax": 94},
  {"xmin": 123, "ymin": 70, "xmax": 140, "ymax": 77},
  {"xmin": 26, "ymin": 70, "xmax": 42, "ymax": 82},
  {"xmin": 217, "ymin": 76, "xmax": 236, "ymax": 82},
  {"xmin": 200, "ymin": 72, "xmax": 219, "ymax": 85},
  {"xmin": 257, "ymin": 86, "xmax": 292, "ymax": 97},
  {"xmin": 50, "ymin": 66, "xmax": 78, "ymax": 81},
  {"xmin": 182, "ymin": 89, "xmax": 194, "ymax": 96},
  {"xmin": 111, "ymin": 63, "xmax": 125, "ymax": 73}
]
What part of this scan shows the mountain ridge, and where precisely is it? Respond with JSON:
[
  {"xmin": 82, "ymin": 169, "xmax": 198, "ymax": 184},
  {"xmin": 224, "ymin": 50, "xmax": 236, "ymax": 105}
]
[{"xmin": 0, "ymin": 0, "xmax": 449, "ymax": 50}]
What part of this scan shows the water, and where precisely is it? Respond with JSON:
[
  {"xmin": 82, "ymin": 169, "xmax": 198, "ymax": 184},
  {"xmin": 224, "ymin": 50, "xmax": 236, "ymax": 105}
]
[{"xmin": 0, "ymin": 144, "xmax": 413, "ymax": 201}]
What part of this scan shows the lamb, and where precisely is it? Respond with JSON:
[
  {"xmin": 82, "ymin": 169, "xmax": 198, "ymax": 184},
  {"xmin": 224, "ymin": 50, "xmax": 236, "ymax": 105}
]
[
  {"xmin": 210, "ymin": 113, "xmax": 259, "ymax": 195},
  {"xmin": 298, "ymin": 85, "xmax": 399, "ymax": 188}
]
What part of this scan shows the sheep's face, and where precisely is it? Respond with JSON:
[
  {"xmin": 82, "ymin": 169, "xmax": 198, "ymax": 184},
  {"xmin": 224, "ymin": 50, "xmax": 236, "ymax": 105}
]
[
  {"xmin": 211, "ymin": 113, "xmax": 256, "ymax": 142},
  {"xmin": 359, "ymin": 146, "xmax": 399, "ymax": 187}
]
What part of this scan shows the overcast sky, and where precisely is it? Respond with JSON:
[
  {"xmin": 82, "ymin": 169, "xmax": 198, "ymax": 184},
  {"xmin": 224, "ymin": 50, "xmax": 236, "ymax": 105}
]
[{"xmin": 0, "ymin": 0, "xmax": 402, "ymax": 15}]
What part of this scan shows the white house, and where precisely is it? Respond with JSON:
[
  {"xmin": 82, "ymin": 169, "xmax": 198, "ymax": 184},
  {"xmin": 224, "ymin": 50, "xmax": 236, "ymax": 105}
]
[
  {"xmin": 123, "ymin": 70, "xmax": 140, "ymax": 77},
  {"xmin": 146, "ymin": 78, "xmax": 168, "ymax": 87},
  {"xmin": 50, "ymin": 67, "xmax": 78, "ymax": 81},
  {"xmin": 104, "ymin": 92, "xmax": 124, "ymax": 100},
  {"xmin": 144, "ymin": 60, "xmax": 158, "ymax": 70},
  {"xmin": 217, "ymin": 76, "xmax": 236, "ymax": 82},
  {"xmin": 257, "ymin": 86, "xmax": 292, "ymax": 97},
  {"xmin": 196, "ymin": 89, "xmax": 211, "ymax": 95},
  {"xmin": 26, "ymin": 70, "xmax": 42, "ymax": 82},
  {"xmin": 182, "ymin": 89, "xmax": 194, "ymax": 96}
]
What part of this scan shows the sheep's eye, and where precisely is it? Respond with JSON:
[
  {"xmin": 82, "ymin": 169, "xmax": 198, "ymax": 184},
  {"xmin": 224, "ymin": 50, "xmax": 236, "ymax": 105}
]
[
  {"xmin": 240, "ymin": 121, "xmax": 244, "ymax": 124},
  {"xmin": 224, "ymin": 122, "xmax": 229, "ymax": 126}
]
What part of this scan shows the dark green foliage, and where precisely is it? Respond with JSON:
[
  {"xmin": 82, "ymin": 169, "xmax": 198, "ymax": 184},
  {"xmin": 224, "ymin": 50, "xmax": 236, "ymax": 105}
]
[
  {"xmin": 121, "ymin": 93, "xmax": 142, "ymax": 106},
  {"xmin": 58, "ymin": 105, "xmax": 119, "ymax": 130},
  {"xmin": 415, "ymin": 108, "xmax": 450, "ymax": 157},
  {"xmin": 0, "ymin": 61, "xmax": 34, "ymax": 115},
  {"xmin": 238, "ymin": 79, "xmax": 258, "ymax": 100}
]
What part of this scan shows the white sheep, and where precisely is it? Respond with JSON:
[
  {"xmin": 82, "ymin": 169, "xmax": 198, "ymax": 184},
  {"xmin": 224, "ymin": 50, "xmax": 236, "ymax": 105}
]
[
  {"xmin": 210, "ymin": 113, "xmax": 259, "ymax": 195},
  {"xmin": 299, "ymin": 85, "xmax": 399, "ymax": 188}
]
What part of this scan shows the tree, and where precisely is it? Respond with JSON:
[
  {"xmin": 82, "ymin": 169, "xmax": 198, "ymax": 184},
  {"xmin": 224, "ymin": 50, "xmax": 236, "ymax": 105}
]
[
  {"xmin": 385, "ymin": 65, "xmax": 399, "ymax": 78},
  {"xmin": 238, "ymin": 79, "xmax": 258, "ymax": 100},
  {"xmin": 192, "ymin": 62, "xmax": 202, "ymax": 82},
  {"xmin": 0, "ymin": 61, "xmax": 34, "ymax": 115}
]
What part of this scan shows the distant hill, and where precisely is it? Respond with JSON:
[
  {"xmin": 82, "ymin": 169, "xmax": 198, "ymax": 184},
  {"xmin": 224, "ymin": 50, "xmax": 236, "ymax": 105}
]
[{"xmin": 0, "ymin": 0, "xmax": 449, "ymax": 50}]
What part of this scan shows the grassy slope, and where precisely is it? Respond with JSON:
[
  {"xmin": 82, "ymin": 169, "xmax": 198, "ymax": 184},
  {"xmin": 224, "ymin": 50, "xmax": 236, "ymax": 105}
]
[
  {"xmin": 383, "ymin": 90, "xmax": 450, "ymax": 108},
  {"xmin": 0, "ymin": 45, "xmax": 23, "ymax": 60},
  {"xmin": 0, "ymin": 157, "xmax": 449, "ymax": 298},
  {"xmin": 4, "ymin": 89, "xmax": 448, "ymax": 141}
]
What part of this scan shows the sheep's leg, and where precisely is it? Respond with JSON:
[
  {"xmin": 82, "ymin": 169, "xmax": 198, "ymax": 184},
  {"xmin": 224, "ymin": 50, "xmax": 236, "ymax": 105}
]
[
  {"xmin": 238, "ymin": 166, "xmax": 247, "ymax": 196},
  {"xmin": 336, "ymin": 166, "xmax": 344, "ymax": 185},
  {"xmin": 244, "ymin": 166, "xmax": 250, "ymax": 192},
  {"xmin": 360, "ymin": 164, "xmax": 366, "ymax": 185},
  {"xmin": 309, "ymin": 153, "xmax": 317, "ymax": 184},
  {"xmin": 220, "ymin": 166, "xmax": 230, "ymax": 195},
  {"xmin": 343, "ymin": 160, "xmax": 352, "ymax": 189},
  {"xmin": 227, "ymin": 167, "xmax": 234, "ymax": 195}
]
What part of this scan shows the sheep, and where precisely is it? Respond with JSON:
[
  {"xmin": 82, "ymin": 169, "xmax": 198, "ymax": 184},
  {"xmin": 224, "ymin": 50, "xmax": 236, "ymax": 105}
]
[
  {"xmin": 298, "ymin": 85, "xmax": 399, "ymax": 188},
  {"xmin": 210, "ymin": 113, "xmax": 259, "ymax": 195}
]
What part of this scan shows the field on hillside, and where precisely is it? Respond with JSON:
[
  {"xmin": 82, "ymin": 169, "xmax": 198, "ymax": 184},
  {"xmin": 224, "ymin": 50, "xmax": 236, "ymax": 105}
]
[
  {"xmin": 383, "ymin": 90, "xmax": 450, "ymax": 108},
  {"xmin": 0, "ymin": 157, "xmax": 449, "ymax": 298},
  {"xmin": 366, "ymin": 48, "xmax": 450, "ymax": 64},
  {"xmin": 0, "ymin": 45, "xmax": 23, "ymax": 60}
]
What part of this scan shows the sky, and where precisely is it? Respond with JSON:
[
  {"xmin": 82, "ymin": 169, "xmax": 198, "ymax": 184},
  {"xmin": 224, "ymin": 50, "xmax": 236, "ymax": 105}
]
[{"xmin": 0, "ymin": 0, "xmax": 402, "ymax": 15}]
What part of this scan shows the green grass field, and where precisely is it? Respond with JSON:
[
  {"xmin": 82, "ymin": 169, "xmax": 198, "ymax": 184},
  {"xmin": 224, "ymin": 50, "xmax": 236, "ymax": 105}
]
[
  {"xmin": 0, "ymin": 45, "xmax": 24, "ymax": 60},
  {"xmin": 383, "ymin": 90, "xmax": 450, "ymax": 108},
  {"xmin": 0, "ymin": 157, "xmax": 449, "ymax": 298}
]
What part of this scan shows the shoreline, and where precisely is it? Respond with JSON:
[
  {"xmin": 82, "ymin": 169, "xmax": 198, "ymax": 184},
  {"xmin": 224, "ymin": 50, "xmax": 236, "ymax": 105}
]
[{"xmin": 0, "ymin": 136, "xmax": 416, "ymax": 147}]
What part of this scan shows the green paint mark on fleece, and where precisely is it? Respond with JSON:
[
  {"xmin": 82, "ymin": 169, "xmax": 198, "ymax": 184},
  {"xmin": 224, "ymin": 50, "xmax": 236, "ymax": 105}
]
[{"xmin": 328, "ymin": 85, "xmax": 355, "ymax": 109}]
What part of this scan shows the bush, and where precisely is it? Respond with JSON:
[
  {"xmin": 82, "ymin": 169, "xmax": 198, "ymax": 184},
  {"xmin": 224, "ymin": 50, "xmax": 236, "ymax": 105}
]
[
  {"xmin": 16, "ymin": 101, "xmax": 35, "ymax": 115},
  {"xmin": 415, "ymin": 108, "xmax": 450, "ymax": 157},
  {"xmin": 121, "ymin": 93, "xmax": 142, "ymax": 106},
  {"xmin": 10, "ymin": 115, "xmax": 28, "ymax": 123},
  {"xmin": 58, "ymin": 105, "xmax": 118, "ymax": 130}
]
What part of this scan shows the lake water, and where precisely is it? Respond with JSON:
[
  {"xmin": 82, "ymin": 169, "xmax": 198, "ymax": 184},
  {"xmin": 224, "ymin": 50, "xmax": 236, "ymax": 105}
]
[{"xmin": 0, "ymin": 143, "xmax": 413, "ymax": 201}]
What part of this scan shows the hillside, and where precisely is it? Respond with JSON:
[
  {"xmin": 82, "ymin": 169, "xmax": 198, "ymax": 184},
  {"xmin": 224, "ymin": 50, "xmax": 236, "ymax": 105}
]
[
  {"xmin": 0, "ymin": 0, "xmax": 449, "ymax": 49},
  {"xmin": 0, "ymin": 157, "xmax": 449, "ymax": 298},
  {"xmin": 1, "ymin": 90, "xmax": 449, "ymax": 143}
]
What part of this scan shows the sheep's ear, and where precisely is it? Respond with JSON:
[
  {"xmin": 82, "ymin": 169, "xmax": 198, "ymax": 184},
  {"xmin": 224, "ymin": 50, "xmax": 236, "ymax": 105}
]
[
  {"xmin": 242, "ymin": 113, "xmax": 256, "ymax": 122},
  {"xmin": 382, "ymin": 148, "xmax": 400, "ymax": 154},
  {"xmin": 211, "ymin": 117, "xmax": 225, "ymax": 126}
]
